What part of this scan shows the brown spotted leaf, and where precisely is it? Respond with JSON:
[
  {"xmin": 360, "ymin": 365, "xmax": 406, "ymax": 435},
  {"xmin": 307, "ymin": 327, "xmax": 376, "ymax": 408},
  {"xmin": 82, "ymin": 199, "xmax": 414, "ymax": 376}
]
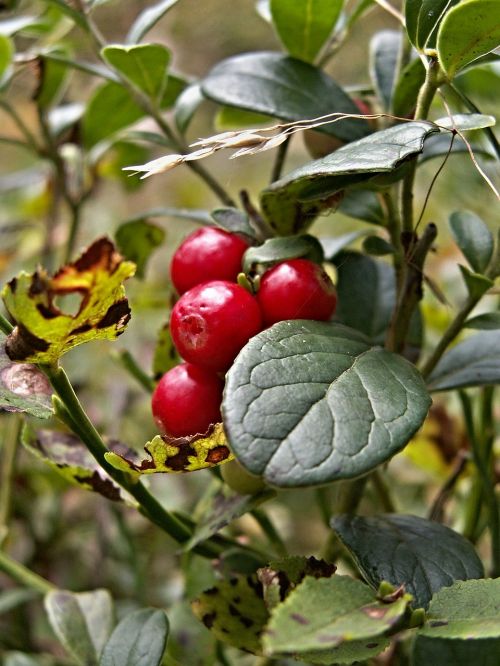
[
  {"xmin": 2, "ymin": 238, "xmax": 135, "ymax": 363},
  {"xmin": 192, "ymin": 574, "xmax": 268, "ymax": 654},
  {"xmin": 105, "ymin": 423, "xmax": 233, "ymax": 476},
  {"xmin": 22, "ymin": 426, "xmax": 131, "ymax": 502}
]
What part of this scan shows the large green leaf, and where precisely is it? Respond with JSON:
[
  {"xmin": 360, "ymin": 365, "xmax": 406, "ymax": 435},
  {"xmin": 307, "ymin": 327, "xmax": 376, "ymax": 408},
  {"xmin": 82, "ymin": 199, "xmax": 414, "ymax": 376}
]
[
  {"xmin": 2, "ymin": 238, "xmax": 135, "ymax": 364},
  {"xmin": 332, "ymin": 514, "xmax": 484, "ymax": 609},
  {"xmin": 126, "ymin": 0, "xmax": 179, "ymax": 44},
  {"xmin": 201, "ymin": 52, "xmax": 370, "ymax": 142},
  {"xmin": 449, "ymin": 210, "xmax": 494, "ymax": 273},
  {"xmin": 437, "ymin": 0, "xmax": 500, "ymax": 79},
  {"xmin": 260, "ymin": 121, "xmax": 437, "ymax": 234},
  {"xmin": 223, "ymin": 321, "xmax": 431, "ymax": 487},
  {"xmin": 263, "ymin": 575, "xmax": 411, "ymax": 657},
  {"xmin": 405, "ymin": 0, "xmax": 460, "ymax": 50},
  {"xmin": 464, "ymin": 312, "xmax": 500, "ymax": 330},
  {"xmin": 45, "ymin": 589, "xmax": 113, "ymax": 665},
  {"xmin": 427, "ymin": 331, "xmax": 500, "ymax": 391},
  {"xmin": 369, "ymin": 30, "xmax": 401, "ymax": 110},
  {"xmin": 269, "ymin": 0, "xmax": 343, "ymax": 63},
  {"xmin": 102, "ymin": 44, "xmax": 170, "ymax": 102},
  {"xmin": 337, "ymin": 189, "xmax": 385, "ymax": 225},
  {"xmin": 412, "ymin": 636, "xmax": 500, "ymax": 666},
  {"xmin": 100, "ymin": 608, "xmax": 169, "ymax": 666}
]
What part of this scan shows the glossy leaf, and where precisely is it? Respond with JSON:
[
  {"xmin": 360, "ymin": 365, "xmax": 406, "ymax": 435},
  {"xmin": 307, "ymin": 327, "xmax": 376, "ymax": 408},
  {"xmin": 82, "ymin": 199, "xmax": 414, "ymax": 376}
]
[
  {"xmin": 437, "ymin": 0, "xmax": 500, "ymax": 79},
  {"xmin": 392, "ymin": 57, "xmax": 426, "ymax": 117},
  {"xmin": 332, "ymin": 514, "xmax": 484, "ymax": 609},
  {"xmin": 115, "ymin": 219, "xmax": 165, "ymax": 279},
  {"xmin": 369, "ymin": 30, "xmax": 400, "ymax": 110},
  {"xmin": 412, "ymin": 636, "xmax": 500, "ymax": 666},
  {"xmin": 174, "ymin": 82, "xmax": 204, "ymax": 133},
  {"xmin": 320, "ymin": 231, "xmax": 368, "ymax": 260},
  {"xmin": 44, "ymin": 589, "xmax": 113, "ymax": 665},
  {"xmin": 464, "ymin": 312, "xmax": 500, "ymax": 330},
  {"xmin": 436, "ymin": 113, "xmax": 496, "ymax": 131},
  {"xmin": 419, "ymin": 132, "xmax": 494, "ymax": 163},
  {"xmin": 215, "ymin": 105, "xmax": 271, "ymax": 130},
  {"xmin": 34, "ymin": 51, "xmax": 70, "ymax": 108},
  {"xmin": 406, "ymin": 0, "xmax": 460, "ymax": 50},
  {"xmin": 48, "ymin": 103, "xmax": 84, "ymax": 137},
  {"xmin": 100, "ymin": 608, "xmax": 169, "ymax": 666},
  {"xmin": 260, "ymin": 122, "xmax": 437, "ymax": 234},
  {"xmin": 243, "ymin": 234, "xmax": 324, "ymax": 273},
  {"xmin": 427, "ymin": 331, "xmax": 500, "ymax": 391},
  {"xmin": 211, "ymin": 208, "xmax": 257, "ymax": 242},
  {"xmin": 338, "ymin": 189, "xmax": 385, "ymax": 225},
  {"xmin": 102, "ymin": 44, "xmax": 171, "ymax": 102},
  {"xmin": 201, "ymin": 52, "xmax": 370, "ymax": 142},
  {"xmin": 0, "ymin": 335, "xmax": 52, "ymax": 418},
  {"xmin": 269, "ymin": 0, "xmax": 343, "ymax": 63},
  {"xmin": 264, "ymin": 575, "xmax": 411, "ymax": 656},
  {"xmin": 449, "ymin": 210, "xmax": 494, "ymax": 273},
  {"xmin": 223, "ymin": 320, "xmax": 431, "ymax": 487},
  {"xmin": 459, "ymin": 265, "xmax": 493, "ymax": 299},
  {"xmin": 83, "ymin": 82, "xmax": 144, "ymax": 147},
  {"xmin": 2, "ymin": 238, "xmax": 135, "ymax": 364},
  {"xmin": 105, "ymin": 423, "xmax": 233, "ymax": 476},
  {"xmin": 362, "ymin": 235, "xmax": 394, "ymax": 256},
  {"xmin": 126, "ymin": 0, "xmax": 179, "ymax": 44}
]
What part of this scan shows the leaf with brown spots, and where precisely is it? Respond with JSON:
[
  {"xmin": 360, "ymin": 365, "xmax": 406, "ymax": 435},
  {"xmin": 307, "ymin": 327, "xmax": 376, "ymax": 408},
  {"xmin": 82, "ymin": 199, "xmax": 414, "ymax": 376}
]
[
  {"xmin": 105, "ymin": 422, "xmax": 233, "ymax": 476},
  {"xmin": 2, "ymin": 237, "xmax": 135, "ymax": 363},
  {"xmin": 191, "ymin": 574, "xmax": 269, "ymax": 654}
]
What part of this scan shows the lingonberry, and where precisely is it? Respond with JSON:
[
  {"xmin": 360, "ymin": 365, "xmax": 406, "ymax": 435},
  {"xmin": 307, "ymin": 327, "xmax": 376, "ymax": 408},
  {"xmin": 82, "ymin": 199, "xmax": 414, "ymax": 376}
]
[
  {"xmin": 257, "ymin": 258, "xmax": 337, "ymax": 326},
  {"xmin": 170, "ymin": 280, "xmax": 262, "ymax": 371},
  {"xmin": 151, "ymin": 363, "xmax": 223, "ymax": 437},
  {"xmin": 170, "ymin": 226, "xmax": 249, "ymax": 295}
]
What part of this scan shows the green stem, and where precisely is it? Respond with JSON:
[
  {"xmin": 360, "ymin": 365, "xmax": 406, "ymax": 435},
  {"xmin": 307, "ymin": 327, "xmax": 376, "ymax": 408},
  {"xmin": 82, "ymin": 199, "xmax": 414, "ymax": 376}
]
[
  {"xmin": 0, "ymin": 100, "xmax": 41, "ymax": 154},
  {"xmin": 0, "ymin": 311, "xmax": 14, "ymax": 335},
  {"xmin": 0, "ymin": 415, "xmax": 21, "ymax": 547},
  {"xmin": 270, "ymin": 136, "xmax": 291, "ymax": 183},
  {"xmin": 113, "ymin": 350, "xmax": 156, "ymax": 393},
  {"xmin": 64, "ymin": 203, "xmax": 83, "ymax": 264},
  {"xmin": 370, "ymin": 469, "xmax": 396, "ymax": 513},
  {"xmin": 381, "ymin": 190, "xmax": 403, "ymax": 286},
  {"xmin": 251, "ymin": 508, "xmax": 288, "ymax": 558},
  {"xmin": 0, "ymin": 549, "xmax": 55, "ymax": 595}
]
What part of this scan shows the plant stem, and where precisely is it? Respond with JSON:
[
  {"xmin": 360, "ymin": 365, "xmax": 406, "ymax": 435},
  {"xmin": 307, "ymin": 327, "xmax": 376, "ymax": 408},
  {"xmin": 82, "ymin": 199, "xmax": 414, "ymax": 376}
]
[
  {"xmin": 0, "ymin": 549, "xmax": 55, "ymax": 595},
  {"xmin": 270, "ymin": 136, "xmax": 291, "ymax": 183},
  {"xmin": 0, "ymin": 415, "xmax": 21, "ymax": 547},
  {"xmin": 428, "ymin": 451, "xmax": 468, "ymax": 522},
  {"xmin": 0, "ymin": 311, "xmax": 14, "ymax": 335},
  {"xmin": 113, "ymin": 350, "xmax": 156, "ymax": 393},
  {"xmin": 371, "ymin": 469, "xmax": 396, "ymax": 513},
  {"xmin": 251, "ymin": 508, "xmax": 288, "ymax": 558},
  {"xmin": 380, "ymin": 190, "xmax": 403, "ymax": 286},
  {"xmin": 0, "ymin": 100, "xmax": 41, "ymax": 154}
]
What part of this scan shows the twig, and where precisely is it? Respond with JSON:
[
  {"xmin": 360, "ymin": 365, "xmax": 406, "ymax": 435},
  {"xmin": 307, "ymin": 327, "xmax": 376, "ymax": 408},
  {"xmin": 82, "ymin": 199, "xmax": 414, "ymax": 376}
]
[
  {"xmin": 428, "ymin": 452, "xmax": 469, "ymax": 522},
  {"xmin": 251, "ymin": 508, "xmax": 288, "ymax": 558},
  {"xmin": 0, "ymin": 549, "xmax": 55, "ymax": 595},
  {"xmin": 113, "ymin": 350, "xmax": 156, "ymax": 393},
  {"xmin": 270, "ymin": 135, "xmax": 291, "ymax": 183}
]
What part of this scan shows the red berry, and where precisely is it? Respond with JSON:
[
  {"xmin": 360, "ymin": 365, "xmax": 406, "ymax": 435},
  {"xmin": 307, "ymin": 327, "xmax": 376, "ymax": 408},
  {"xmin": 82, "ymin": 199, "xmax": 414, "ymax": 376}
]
[
  {"xmin": 257, "ymin": 258, "xmax": 337, "ymax": 326},
  {"xmin": 152, "ymin": 363, "xmax": 223, "ymax": 437},
  {"xmin": 170, "ymin": 227, "xmax": 249, "ymax": 295},
  {"xmin": 170, "ymin": 280, "xmax": 262, "ymax": 371}
]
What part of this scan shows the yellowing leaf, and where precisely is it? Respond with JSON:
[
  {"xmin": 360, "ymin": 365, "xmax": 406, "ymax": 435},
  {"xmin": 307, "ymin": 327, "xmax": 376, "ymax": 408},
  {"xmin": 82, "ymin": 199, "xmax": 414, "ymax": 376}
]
[
  {"xmin": 2, "ymin": 238, "xmax": 135, "ymax": 364},
  {"xmin": 105, "ymin": 423, "xmax": 233, "ymax": 476}
]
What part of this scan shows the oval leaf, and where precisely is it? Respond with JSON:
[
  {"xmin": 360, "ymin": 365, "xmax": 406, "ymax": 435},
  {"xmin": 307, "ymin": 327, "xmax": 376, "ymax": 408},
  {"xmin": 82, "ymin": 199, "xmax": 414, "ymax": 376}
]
[
  {"xmin": 449, "ymin": 210, "xmax": 494, "ymax": 273},
  {"xmin": 126, "ymin": 0, "xmax": 179, "ymax": 44},
  {"xmin": 201, "ymin": 52, "xmax": 370, "ymax": 142},
  {"xmin": 406, "ymin": 0, "xmax": 460, "ymax": 50},
  {"xmin": 331, "ymin": 514, "xmax": 484, "ymax": 609},
  {"xmin": 100, "ymin": 608, "xmax": 169, "ymax": 666},
  {"xmin": 223, "ymin": 321, "xmax": 431, "ymax": 487},
  {"xmin": 369, "ymin": 30, "xmax": 401, "ymax": 110},
  {"xmin": 102, "ymin": 44, "xmax": 170, "ymax": 102},
  {"xmin": 437, "ymin": 0, "xmax": 500, "ymax": 79},
  {"xmin": 464, "ymin": 312, "xmax": 500, "ymax": 330},
  {"xmin": 243, "ymin": 234, "xmax": 324, "ymax": 272}
]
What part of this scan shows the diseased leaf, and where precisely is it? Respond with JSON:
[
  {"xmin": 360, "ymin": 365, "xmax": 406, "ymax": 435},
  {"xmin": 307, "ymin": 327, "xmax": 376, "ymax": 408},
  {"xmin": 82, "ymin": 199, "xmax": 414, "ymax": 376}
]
[
  {"xmin": 0, "ymin": 336, "xmax": 52, "ymax": 418},
  {"xmin": 427, "ymin": 331, "xmax": 500, "ymax": 391},
  {"xmin": 223, "ymin": 321, "xmax": 431, "ymax": 487},
  {"xmin": 269, "ymin": 0, "xmax": 343, "ymax": 63},
  {"xmin": 105, "ymin": 422, "xmax": 233, "ymax": 476},
  {"xmin": 100, "ymin": 608, "xmax": 169, "ymax": 666},
  {"xmin": 102, "ymin": 44, "xmax": 170, "ymax": 102},
  {"xmin": 115, "ymin": 219, "xmax": 165, "ymax": 279},
  {"xmin": 192, "ymin": 575, "xmax": 268, "ymax": 654},
  {"xmin": 331, "ymin": 514, "xmax": 484, "ymax": 609},
  {"xmin": 201, "ymin": 52, "xmax": 370, "ymax": 143},
  {"xmin": 126, "ymin": 0, "xmax": 179, "ymax": 44},
  {"xmin": 437, "ymin": 0, "xmax": 500, "ymax": 78},
  {"xmin": 263, "ymin": 575, "xmax": 411, "ymax": 656},
  {"xmin": 369, "ymin": 30, "xmax": 401, "ymax": 110},
  {"xmin": 2, "ymin": 238, "xmax": 135, "ymax": 364},
  {"xmin": 44, "ymin": 589, "xmax": 113, "ymax": 665},
  {"xmin": 449, "ymin": 210, "xmax": 494, "ymax": 273},
  {"xmin": 152, "ymin": 322, "xmax": 179, "ymax": 380}
]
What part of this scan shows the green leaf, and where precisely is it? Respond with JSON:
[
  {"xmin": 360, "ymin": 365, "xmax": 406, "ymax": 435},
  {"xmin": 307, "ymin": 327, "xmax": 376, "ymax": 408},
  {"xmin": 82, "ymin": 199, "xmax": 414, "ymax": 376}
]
[
  {"xmin": 332, "ymin": 514, "xmax": 484, "ymax": 610},
  {"xmin": 0, "ymin": 588, "xmax": 38, "ymax": 615},
  {"xmin": 83, "ymin": 82, "xmax": 145, "ymax": 148},
  {"xmin": 2, "ymin": 238, "xmax": 135, "ymax": 364},
  {"xmin": 243, "ymin": 234, "xmax": 324, "ymax": 273},
  {"xmin": 362, "ymin": 235, "xmax": 395, "ymax": 256},
  {"xmin": 211, "ymin": 208, "xmax": 257, "ymax": 242},
  {"xmin": 22, "ymin": 427, "xmax": 126, "ymax": 501},
  {"xmin": 191, "ymin": 575, "xmax": 269, "ymax": 654},
  {"xmin": 427, "ymin": 331, "xmax": 500, "ymax": 391},
  {"xmin": 436, "ymin": 113, "xmax": 496, "ymax": 131},
  {"xmin": 223, "ymin": 321, "xmax": 431, "ymax": 487},
  {"xmin": 45, "ymin": 0, "xmax": 89, "ymax": 30},
  {"xmin": 449, "ymin": 210, "xmax": 494, "ymax": 273},
  {"xmin": 183, "ymin": 487, "xmax": 275, "ymax": 552},
  {"xmin": 174, "ymin": 82, "xmax": 204, "ymax": 133},
  {"xmin": 418, "ymin": 578, "xmax": 500, "ymax": 639},
  {"xmin": 464, "ymin": 312, "xmax": 500, "ymax": 330},
  {"xmin": 320, "ymin": 231, "xmax": 369, "ymax": 260},
  {"xmin": 215, "ymin": 105, "xmax": 272, "ymax": 130},
  {"xmin": 458, "ymin": 265, "xmax": 493, "ymax": 299},
  {"xmin": 35, "ymin": 51, "xmax": 70, "ymax": 108},
  {"xmin": 0, "ymin": 335, "xmax": 53, "ymax": 418},
  {"xmin": 412, "ymin": 636, "xmax": 500, "ymax": 666},
  {"xmin": 126, "ymin": 0, "xmax": 179, "ymax": 44},
  {"xmin": 419, "ymin": 132, "xmax": 494, "ymax": 163},
  {"xmin": 0, "ymin": 16, "xmax": 39, "ymax": 36},
  {"xmin": 201, "ymin": 52, "xmax": 370, "ymax": 143},
  {"xmin": 47, "ymin": 103, "xmax": 84, "ymax": 137},
  {"xmin": 45, "ymin": 589, "xmax": 113, "ymax": 666},
  {"xmin": 164, "ymin": 601, "xmax": 216, "ymax": 665},
  {"xmin": 369, "ymin": 30, "xmax": 401, "ymax": 110},
  {"xmin": 437, "ymin": 0, "xmax": 500, "ymax": 79},
  {"xmin": 406, "ymin": 0, "xmax": 460, "ymax": 50},
  {"xmin": 269, "ymin": 0, "xmax": 343, "ymax": 63},
  {"xmin": 100, "ymin": 608, "xmax": 169, "ymax": 666},
  {"xmin": 0, "ymin": 33, "xmax": 12, "ymax": 83},
  {"xmin": 102, "ymin": 44, "xmax": 171, "ymax": 102},
  {"xmin": 338, "ymin": 189, "xmax": 385, "ymax": 225},
  {"xmin": 392, "ymin": 57, "xmax": 426, "ymax": 117},
  {"xmin": 260, "ymin": 122, "xmax": 437, "ymax": 234},
  {"xmin": 115, "ymin": 219, "xmax": 165, "ymax": 279},
  {"xmin": 160, "ymin": 73, "xmax": 187, "ymax": 109},
  {"xmin": 264, "ymin": 575, "xmax": 411, "ymax": 657}
]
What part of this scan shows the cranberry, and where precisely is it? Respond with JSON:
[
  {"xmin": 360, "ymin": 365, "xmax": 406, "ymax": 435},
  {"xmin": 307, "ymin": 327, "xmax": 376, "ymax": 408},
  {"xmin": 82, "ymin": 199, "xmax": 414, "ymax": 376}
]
[
  {"xmin": 152, "ymin": 363, "xmax": 223, "ymax": 437},
  {"xmin": 257, "ymin": 258, "xmax": 337, "ymax": 326},
  {"xmin": 170, "ymin": 280, "xmax": 262, "ymax": 371},
  {"xmin": 170, "ymin": 226, "xmax": 249, "ymax": 295}
]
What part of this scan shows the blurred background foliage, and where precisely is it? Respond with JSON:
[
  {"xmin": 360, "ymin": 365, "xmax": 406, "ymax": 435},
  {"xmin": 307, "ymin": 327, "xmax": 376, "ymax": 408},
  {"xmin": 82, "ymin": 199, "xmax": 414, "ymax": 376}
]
[{"xmin": 0, "ymin": 0, "xmax": 498, "ymax": 663}]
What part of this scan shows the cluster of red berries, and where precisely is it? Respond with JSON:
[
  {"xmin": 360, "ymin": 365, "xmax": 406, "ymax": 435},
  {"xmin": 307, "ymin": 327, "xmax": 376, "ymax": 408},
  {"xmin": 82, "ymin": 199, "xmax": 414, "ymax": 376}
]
[{"xmin": 151, "ymin": 226, "xmax": 337, "ymax": 438}]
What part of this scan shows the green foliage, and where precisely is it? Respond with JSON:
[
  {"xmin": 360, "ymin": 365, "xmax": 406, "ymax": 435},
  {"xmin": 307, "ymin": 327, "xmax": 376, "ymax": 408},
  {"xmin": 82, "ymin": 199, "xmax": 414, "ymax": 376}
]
[
  {"xmin": 242, "ymin": 233, "xmax": 324, "ymax": 272},
  {"xmin": 0, "ymin": 33, "xmax": 12, "ymax": 84},
  {"xmin": 449, "ymin": 210, "xmax": 494, "ymax": 273},
  {"xmin": 100, "ymin": 608, "xmax": 169, "ymax": 666},
  {"xmin": 369, "ymin": 30, "xmax": 401, "ymax": 110},
  {"xmin": 102, "ymin": 44, "xmax": 171, "ymax": 103},
  {"xmin": 405, "ymin": 0, "xmax": 460, "ymax": 51},
  {"xmin": 125, "ymin": 0, "xmax": 180, "ymax": 44},
  {"xmin": 115, "ymin": 219, "xmax": 165, "ymax": 279}
]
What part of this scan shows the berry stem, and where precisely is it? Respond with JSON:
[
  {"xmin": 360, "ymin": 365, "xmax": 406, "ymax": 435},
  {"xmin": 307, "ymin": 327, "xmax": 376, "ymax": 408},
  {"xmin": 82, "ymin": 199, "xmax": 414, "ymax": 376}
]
[{"xmin": 0, "ymin": 549, "xmax": 55, "ymax": 595}]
